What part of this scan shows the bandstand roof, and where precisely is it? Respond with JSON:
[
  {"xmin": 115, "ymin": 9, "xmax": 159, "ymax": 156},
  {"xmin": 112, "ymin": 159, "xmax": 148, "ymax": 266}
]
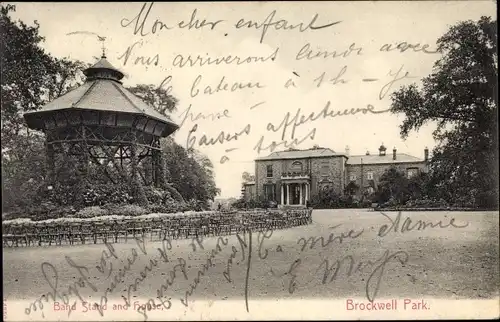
[{"xmin": 23, "ymin": 55, "xmax": 179, "ymax": 137}]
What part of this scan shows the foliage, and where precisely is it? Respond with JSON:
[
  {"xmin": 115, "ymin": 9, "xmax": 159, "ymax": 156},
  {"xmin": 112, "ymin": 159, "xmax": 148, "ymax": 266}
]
[
  {"xmin": 1, "ymin": 4, "xmax": 86, "ymax": 149},
  {"xmin": 127, "ymin": 84, "xmax": 178, "ymax": 119},
  {"xmin": 344, "ymin": 181, "xmax": 360, "ymax": 196},
  {"xmin": 309, "ymin": 188, "xmax": 371, "ymax": 209},
  {"xmin": 390, "ymin": 16, "xmax": 498, "ymax": 209},
  {"xmin": 76, "ymin": 206, "xmax": 109, "ymax": 218},
  {"xmin": 241, "ymin": 171, "xmax": 255, "ymax": 183},
  {"xmin": 81, "ymin": 183, "xmax": 134, "ymax": 206},
  {"xmin": 162, "ymin": 138, "xmax": 220, "ymax": 208},
  {"xmin": 1, "ymin": 134, "xmax": 47, "ymax": 210},
  {"xmin": 107, "ymin": 204, "xmax": 148, "ymax": 217},
  {"xmin": 231, "ymin": 197, "xmax": 273, "ymax": 209},
  {"xmin": 1, "ymin": 4, "xmax": 219, "ymax": 214},
  {"xmin": 374, "ymin": 167, "xmax": 410, "ymax": 204},
  {"xmin": 1, "ymin": 4, "xmax": 86, "ymax": 211}
]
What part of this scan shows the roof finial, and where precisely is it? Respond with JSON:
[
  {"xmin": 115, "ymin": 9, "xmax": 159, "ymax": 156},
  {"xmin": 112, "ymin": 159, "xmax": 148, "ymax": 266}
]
[{"xmin": 98, "ymin": 35, "xmax": 107, "ymax": 58}]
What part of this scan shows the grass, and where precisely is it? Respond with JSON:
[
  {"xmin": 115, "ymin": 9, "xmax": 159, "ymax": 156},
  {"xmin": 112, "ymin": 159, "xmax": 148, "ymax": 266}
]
[{"xmin": 3, "ymin": 209, "xmax": 499, "ymax": 319}]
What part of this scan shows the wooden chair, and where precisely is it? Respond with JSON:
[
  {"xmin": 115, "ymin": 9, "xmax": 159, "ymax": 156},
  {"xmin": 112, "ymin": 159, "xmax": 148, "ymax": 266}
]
[
  {"xmin": 93, "ymin": 221, "xmax": 112, "ymax": 244},
  {"xmin": 148, "ymin": 218, "xmax": 163, "ymax": 241},
  {"xmin": 67, "ymin": 223, "xmax": 81, "ymax": 245},
  {"xmin": 37, "ymin": 223, "xmax": 57, "ymax": 246},
  {"xmin": 2, "ymin": 224, "xmax": 21, "ymax": 247},
  {"xmin": 78, "ymin": 223, "xmax": 94, "ymax": 244},
  {"xmin": 112, "ymin": 220, "xmax": 129, "ymax": 243}
]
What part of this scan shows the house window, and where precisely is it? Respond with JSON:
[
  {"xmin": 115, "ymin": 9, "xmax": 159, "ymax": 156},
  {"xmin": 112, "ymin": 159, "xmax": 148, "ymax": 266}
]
[
  {"xmin": 263, "ymin": 184, "xmax": 276, "ymax": 201},
  {"xmin": 350, "ymin": 174, "xmax": 357, "ymax": 181},
  {"xmin": 407, "ymin": 168, "xmax": 418, "ymax": 179},
  {"xmin": 266, "ymin": 165, "xmax": 273, "ymax": 178},
  {"xmin": 367, "ymin": 172, "xmax": 373, "ymax": 180},
  {"xmin": 290, "ymin": 161, "xmax": 303, "ymax": 172},
  {"xmin": 320, "ymin": 162, "xmax": 329, "ymax": 177}
]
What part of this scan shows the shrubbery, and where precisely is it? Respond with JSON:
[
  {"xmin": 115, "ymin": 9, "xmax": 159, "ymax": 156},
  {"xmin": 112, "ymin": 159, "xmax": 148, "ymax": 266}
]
[
  {"xmin": 82, "ymin": 184, "xmax": 134, "ymax": 206},
  {"xmin": 76, "ymin": 206, "xmax": 109, "ymax": 218},
  {"xmin": 231, "ymin": 197, "xmax": 278, "ymax": 210}
]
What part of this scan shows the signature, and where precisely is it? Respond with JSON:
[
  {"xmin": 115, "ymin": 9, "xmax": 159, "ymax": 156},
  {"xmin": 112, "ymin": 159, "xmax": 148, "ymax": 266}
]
[
  {"xmin": 316, "ymin": 250, "xmax": 410, "ymax": 301},
  {"xmin": 377, "ymin": 211, "xmax": 470, "ymax": 237}
]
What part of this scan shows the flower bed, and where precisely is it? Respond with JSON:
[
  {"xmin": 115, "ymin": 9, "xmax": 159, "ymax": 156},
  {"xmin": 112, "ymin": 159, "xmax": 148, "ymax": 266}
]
[
  {"xmin": 2, "ymin": 208, "xmax": 314, "ymax": 247},
  {"xmin": 2, "ymin": 210, "xmax": 228, "ymax": 226},
  {"xmin": 372, "ymin": 197, "xmax": 489, "ymax": 211},
  {"xmin": 373, "ymin": 207, "xmax": 495, "ymax": 212}
]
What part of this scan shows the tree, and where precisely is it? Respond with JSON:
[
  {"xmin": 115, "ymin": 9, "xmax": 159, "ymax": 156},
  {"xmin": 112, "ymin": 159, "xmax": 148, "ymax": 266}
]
[
  {"xmin": 1, "ymin": 5, "xmax": 87, "ymax": 150},
  {"xmin": 127, "ymin": 84, "xmax": 178, "ymax": 120},
  {"xmin": 406, "ymin": 172, "xmax": 429, "ymax": 200},
  {"xmin": 241, "ymin": 171, "xmax": 255, "ymax": 183},
  {"xmin": 375, "ymin": 167, "xmax": 410, "ymax": 204},
  {"xmin": 344, "ymin": 181, "xmax": 360, "ymax": 196},
  {"xmin": 390, "ymin": 16, "xmax": 498, "ymax": 208},
  {"xmin": 1, "ymin": 4, "xmax": 220, "ymax": 212},
  {"xmin": 161, "ymin": 138, "xmax": 219, "ymax": 209},
  {"xmin": 1, "ymin": 4, "xmax": 87, "ymax": 211}
]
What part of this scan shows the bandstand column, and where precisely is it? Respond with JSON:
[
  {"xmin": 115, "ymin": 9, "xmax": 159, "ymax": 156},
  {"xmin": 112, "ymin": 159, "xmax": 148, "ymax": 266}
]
[
  {"xmin": 130, "ymin": 130, "xmax": 148, "ymax": 206},
  {"xmin": 156, "ymin": 151, "xmax": 168, "ymax": 189},
  {"xmin": 81, "ymin": 125, "xmax": 89, "ymax": 177},
  {"xmin": 45, "ymin": 140, "xmax": 55, "ymax": 185},
  {"xmin": 286, "ymin": 183, "xmax": 290, "ymax": 205}
]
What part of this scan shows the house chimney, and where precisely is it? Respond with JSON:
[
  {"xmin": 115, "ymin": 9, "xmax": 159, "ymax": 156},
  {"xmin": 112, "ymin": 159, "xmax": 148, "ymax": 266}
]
[
  {"xmin": 424, "ymin": 147, "xmax": 429, "ymax": 161},
  {"xmin": 345, "ymin": 145, "xmax": 350, "ymax": 156},
  {"xmin": 379, "ymin": 143, "xmax": 387, "ymax": 156},
  {"xmin": 393, "ymin": 147, "xmax": 397, "ymax": 160}
]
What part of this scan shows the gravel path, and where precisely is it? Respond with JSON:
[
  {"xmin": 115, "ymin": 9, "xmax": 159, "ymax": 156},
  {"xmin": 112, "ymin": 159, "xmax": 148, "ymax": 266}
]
[{"xmin": 3, "ymin": 209, "xmax": 499, "ymax": 320}]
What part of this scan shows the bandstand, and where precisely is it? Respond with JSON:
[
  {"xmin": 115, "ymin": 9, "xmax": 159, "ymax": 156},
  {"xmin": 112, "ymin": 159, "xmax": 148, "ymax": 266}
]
[{"xmin": 23, "ymin": 54, "xmax": 179, "ymax": 205}]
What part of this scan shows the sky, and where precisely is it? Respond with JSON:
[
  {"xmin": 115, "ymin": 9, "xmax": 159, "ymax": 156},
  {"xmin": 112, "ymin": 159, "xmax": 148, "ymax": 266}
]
[{"xmin": 9, "ymin": 1, "xmax": 496, "ymax": 198}]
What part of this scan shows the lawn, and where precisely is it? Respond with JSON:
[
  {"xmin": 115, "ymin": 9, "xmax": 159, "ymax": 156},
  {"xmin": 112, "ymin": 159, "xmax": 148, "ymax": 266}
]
[{"xmin": 3, "ymin": 209, "xmax": 499, "ymax": 321}]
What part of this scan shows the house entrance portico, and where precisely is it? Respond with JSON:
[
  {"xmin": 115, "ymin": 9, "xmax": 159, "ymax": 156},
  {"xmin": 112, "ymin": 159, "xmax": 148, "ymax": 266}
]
[{"xmin": 280, "ymin": 181, "xmax": 310, "ymax": 206}]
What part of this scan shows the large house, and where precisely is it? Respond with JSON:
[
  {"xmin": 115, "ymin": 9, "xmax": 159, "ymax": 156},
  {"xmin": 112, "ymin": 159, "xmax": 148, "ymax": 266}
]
[{"xmin": 242, "ymin": 144, "xmax": 429, "ymax": 206}]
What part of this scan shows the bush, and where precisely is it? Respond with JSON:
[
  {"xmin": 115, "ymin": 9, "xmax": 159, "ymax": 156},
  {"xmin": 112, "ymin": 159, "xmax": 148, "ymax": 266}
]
[
  {"xmin": 231, "ymin": 198, "xmax": 278, "ymax": 210},
  {"xmin": 143, "ymin": 186, "xmax": 169, "ymax": 205},
  {"xmin": 81, "ymin": 183, "xmax": 133, "ymax": 206},
  {"xmin": 106, "ymin": 204, "xmax": 149, "ymax": 217},
  {"xmin": 76, "ymin": 206, "xmax": 109, "ymax": 218}
]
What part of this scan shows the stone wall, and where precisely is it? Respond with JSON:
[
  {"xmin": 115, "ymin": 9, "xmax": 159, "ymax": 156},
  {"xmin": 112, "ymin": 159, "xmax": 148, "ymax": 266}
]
[
  {"xmin": 346, "ymin": 161, "xmax": 428, "ymax": 195},
  {"xmin": 253, "ymin": 157, "xmax": 426, "ymax": 201},
  {"xmin": 309, "ymin": 156, "xmax": 346, "ymax": 196},
  {"xmin": 255, "ymin": 156, "xmax": 347, "ymax": 202},
  {"xmin": 243, "ymin": 184, "xmax": 256, "ymax": 201},
  {"xmin": 255, "ymin": 160, "xmax": 283, "ymax": 201}
]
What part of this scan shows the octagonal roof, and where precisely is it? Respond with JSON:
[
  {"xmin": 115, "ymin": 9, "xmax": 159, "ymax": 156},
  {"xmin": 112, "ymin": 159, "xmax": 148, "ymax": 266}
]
[{"xmin": 23, "ymin": 55, "xmax": 179, "ymax": 137}]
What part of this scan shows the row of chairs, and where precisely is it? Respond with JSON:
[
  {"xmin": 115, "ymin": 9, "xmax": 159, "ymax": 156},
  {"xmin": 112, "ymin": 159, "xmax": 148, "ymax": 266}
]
[{"xmin": 2, "ymin": 209, "xmax": 313, "ymax": 247}]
